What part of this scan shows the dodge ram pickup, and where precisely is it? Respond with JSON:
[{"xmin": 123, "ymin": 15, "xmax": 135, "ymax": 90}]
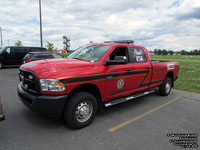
[{"xmin": 17, "ymin": 40, "xmax": 179, "ymax": 129}]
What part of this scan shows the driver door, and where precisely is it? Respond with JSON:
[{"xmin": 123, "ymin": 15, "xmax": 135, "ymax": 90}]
[{"xmin": 104, "ymin": 46, "xmax": 135, "ymax": 100}]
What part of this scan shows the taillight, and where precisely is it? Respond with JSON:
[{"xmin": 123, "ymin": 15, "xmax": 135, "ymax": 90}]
[{"xmin": 27, "ymin": 59, "xmax": 33, "ymax": 62}]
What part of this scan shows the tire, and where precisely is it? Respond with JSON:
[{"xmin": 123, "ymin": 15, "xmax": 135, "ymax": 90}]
[
  {"xmin": 159, "ymin": 77, "xmax": 172, "ymax": 96},
  {"xmin": 63, "ymin": 92, "xmax": 97, "ymax": 129},
  {"xmin": 0, "ymin": 62, "xmax": 3, "ymax": 69}
]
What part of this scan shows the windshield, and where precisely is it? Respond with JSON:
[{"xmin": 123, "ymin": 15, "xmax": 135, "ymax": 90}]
[
  {"xmin": 68, "ymin": 45, "xmax": 111, "ymax": 62},
  {"xmin": 0, "ymin": 47, "xmax": 7, "ymax": 54}
]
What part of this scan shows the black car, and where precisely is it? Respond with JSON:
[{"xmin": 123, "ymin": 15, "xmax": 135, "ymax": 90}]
[
  {"xmin": 22, "ymin": 52, "xmax": 63, "ymax": 64},
  {"xmin": 0, "ymin": 46, "xmax": 47, "ymax": 69}
]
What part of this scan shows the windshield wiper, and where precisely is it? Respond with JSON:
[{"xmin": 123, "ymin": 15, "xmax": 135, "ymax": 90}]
[{"xmin": 72, "ymin": 58, "xmax": 90, "ymax": 61}]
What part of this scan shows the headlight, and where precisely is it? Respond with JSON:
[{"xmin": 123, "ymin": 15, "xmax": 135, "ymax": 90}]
[{"xmin": 40, "ymin": 79, "xmax": 65, "ymax": 92}]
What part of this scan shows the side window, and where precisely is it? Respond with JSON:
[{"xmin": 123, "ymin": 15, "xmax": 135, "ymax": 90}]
[
  {"xmin": 6, "ymin": 48, "xmax": 11, "ymax": 54},
  {"xmin": 41, "ymin": 48, "xmax": 47, "ymax": 51},
  {"xmin": 15, "ymin": 48, "xmax": 23, "ymax": 53},
  {"xmin": 33, "ymin": 54, "xmax": 41, "ymax": 59},
  {"xmin": 30, "ymin": 48, "xmax": 40, "ymax": 52},
  {"xmin": 22, "ymin": 48, "xmax": 29, "ymax": 53},
  {"xmin": 42, "ymin": 54, "xmax": 53, "ymax": 59},
  {"xmin": 52, "ymin": 53, "xmax": 62, "ymax": 58},
  {"xmin": 129, "ymin": 47, "xmax": 146, "ymax": 63},
  {"xmin": 31, "ymin": 48, "xmax": 46, "ymax": 52},
  {"xmin": 109, "ymin": 47, "xmax": 129, "ymax": 61}
]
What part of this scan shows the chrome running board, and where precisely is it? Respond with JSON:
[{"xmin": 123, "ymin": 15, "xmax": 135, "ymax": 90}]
[{"xmin": 104, "ymin": 89, "xmax": 155, "ymax": 107}]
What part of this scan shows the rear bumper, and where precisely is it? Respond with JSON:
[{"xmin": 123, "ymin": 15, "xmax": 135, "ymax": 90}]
[{"xmin": 17, "ymin": 84, "xmax": 68, "ymax": 119}]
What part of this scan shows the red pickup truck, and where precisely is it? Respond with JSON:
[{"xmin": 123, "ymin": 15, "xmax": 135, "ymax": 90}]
[{"xmin": 18, "ymin": 40, "xmax": 179, "ymax": 129}]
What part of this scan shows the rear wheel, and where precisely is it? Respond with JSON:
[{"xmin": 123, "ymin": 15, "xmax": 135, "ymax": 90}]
[
  {"xmin": 63, "ymin": 92, "xmax": 97, "ymax": 129},
  {"xmin": 0, "ymin": 62, "xmax": 3, "ymax": 69},
  {"xmin": 159, "ymin": 77, "xmax": 172, "ymax": 96}
]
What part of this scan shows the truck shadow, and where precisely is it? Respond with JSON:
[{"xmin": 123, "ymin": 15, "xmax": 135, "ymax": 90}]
[{"xmin": 21, "ymin": 108, "xmax": 67, "ymax": 129}]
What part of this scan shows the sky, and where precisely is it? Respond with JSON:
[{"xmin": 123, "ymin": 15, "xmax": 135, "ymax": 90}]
[{"xmin": 0, "ymin": 0, "xmax": 200, "ymax": 51}]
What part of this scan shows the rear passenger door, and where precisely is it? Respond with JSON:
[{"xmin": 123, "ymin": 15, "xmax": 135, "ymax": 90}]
[{"xmin": 127, "ymin": 47, "xmax": 152, "ymax": 90}]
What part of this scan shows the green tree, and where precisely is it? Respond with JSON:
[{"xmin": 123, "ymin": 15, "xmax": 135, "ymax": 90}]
[
  {"xmin": 194, "ymin": 49, "xmax": 199, "ymax": 55},
  {"xmin": 46, "ymin": 41, "xmax": 54, "ymax": 52},
  {"xmin": 180, "ymin": 50, "xmax": 187, "ymax": 55},
  {"xmin": 168, "ymin": 50, "xmax": 174, "ymax": 55},
  {"xmin": 14, "ymin": 40, "xmax": 22, "ymax": 46},
  {"xmin": 157, "ymin": 49, "xmax": 162, "ymax": 55},
  {"xmin": 161, "ymin": 49, "xmax": 168, "ymax": 55},
  {"xmin": 154, "ymin": 49, "xmax": 158, "ymax": 55}
]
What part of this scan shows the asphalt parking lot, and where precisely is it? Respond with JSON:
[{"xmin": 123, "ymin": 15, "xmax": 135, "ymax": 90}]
[{"xmin": 0, "ymin": 68, "xmax": 200, "ymax": 150}]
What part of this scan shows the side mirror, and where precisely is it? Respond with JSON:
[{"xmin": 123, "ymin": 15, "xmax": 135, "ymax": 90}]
[{"xmin": 105, "ymin": 56, "xmax": 127, "ymax": 66}]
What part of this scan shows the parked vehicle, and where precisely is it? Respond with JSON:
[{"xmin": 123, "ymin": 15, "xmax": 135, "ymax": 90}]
[
  {"xmin": 22, "ymin": 52, "xmax": 63, "ymax": 64},
  {"xmin": 0, "ymin": 46, "xmax": 47, "ymax": 68},
  {"xmin": 17, "ymin": 40, "xmax": 179, "ymax": 129},
  {"xmin": 0, "ymin": 98, "xmax": 5, "ymax": 121}
]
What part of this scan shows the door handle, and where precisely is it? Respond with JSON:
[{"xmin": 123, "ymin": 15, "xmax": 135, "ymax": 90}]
[
  {"xmin": 125, "ymin": 68, "xmax": 132, "ymax": 71},
  {"xmin": 146, "ymin": 67, "xmax": 151, "ymax": 69}
]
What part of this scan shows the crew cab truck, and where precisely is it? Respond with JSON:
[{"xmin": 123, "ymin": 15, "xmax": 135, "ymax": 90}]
[{"xmin": 17, "ymin": 40, "xmax": 179, "ymax": 129}]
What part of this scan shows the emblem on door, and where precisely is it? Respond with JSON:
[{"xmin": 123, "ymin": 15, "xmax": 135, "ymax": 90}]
[{"xmin": 117, "ymin": 79, "xmax": 125, "ymax": 89}]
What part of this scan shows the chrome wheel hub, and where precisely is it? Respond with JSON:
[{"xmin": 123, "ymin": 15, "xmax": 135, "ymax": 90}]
[
  {"xmin": 75, "ymin": 101, "xmax": 93, "ymax": 122},
  {"xmin": 166, "ymin": 82, "xmax": 171, "ymax": 93}
]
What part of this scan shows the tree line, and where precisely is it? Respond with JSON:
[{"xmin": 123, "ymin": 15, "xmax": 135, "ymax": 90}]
[{"xmin": 153, "ymin": 49, "xmax": 200, "ymax": 55}]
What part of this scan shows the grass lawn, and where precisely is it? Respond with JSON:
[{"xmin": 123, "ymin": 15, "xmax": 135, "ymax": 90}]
[{"xmin": 150, "ymin": 55, "xmax": 200, "ymax": 93}]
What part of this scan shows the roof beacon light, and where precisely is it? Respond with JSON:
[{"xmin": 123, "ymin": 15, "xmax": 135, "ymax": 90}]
[{"xmin": 104, "ymin": 40, "xmax": 134, "ymax": 44}]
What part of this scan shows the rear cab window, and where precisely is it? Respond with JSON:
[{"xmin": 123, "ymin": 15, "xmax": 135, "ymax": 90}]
[
  {"xmin": 128, "ymin": 47, "xmax": 146, "ymax": 63},
  {"xmin": 42, "ymin": 53, "xmax": 53, "ymax": 59},
  {"xmin": 33, "ymin": 53, "xmax": 53, "ymax": 59},
  {"xmin": 24, "ymin": 53, "xmax": 33, "ymax": 59}
]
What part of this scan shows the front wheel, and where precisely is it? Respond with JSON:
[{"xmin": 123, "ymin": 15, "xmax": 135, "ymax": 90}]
[
  {"xmin": 63, "ymin": 92, "xmax": 97, "ymax": 129},
  {"xmin": 159, "ymin": 77, "xmax": 172, "ymax": 96}
]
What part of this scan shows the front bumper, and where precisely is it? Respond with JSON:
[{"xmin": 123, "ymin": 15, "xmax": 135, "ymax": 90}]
[
  {"xmin": 0, "ymin": 98, "xmax": 5, "ymax": 122},
  {"xmin": 17, "ymin": 84, "xmax": 68, "ymax": 119}
]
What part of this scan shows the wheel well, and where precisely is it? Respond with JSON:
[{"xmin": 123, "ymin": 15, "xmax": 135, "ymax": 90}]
[
  {"xmin": 166, "ymin": 72, "xmax": 174, "ymax": 87},
  {"xmin": 68, "ymin": 84, "xmax": 104, "ymax": 111}
]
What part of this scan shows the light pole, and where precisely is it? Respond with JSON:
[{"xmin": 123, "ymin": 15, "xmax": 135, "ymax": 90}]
[
  {"xmin": 0, "ymin": 26, "xmax": 3, "ymax": 47},
  {"xmin": 39, "ymin": 0, "xmax": 43, "ymax": 47}
]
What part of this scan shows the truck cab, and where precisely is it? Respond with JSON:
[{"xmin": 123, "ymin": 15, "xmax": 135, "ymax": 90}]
[{"xmin": 17, "ymin": 40, "xmax": 179, "ymax": 129}]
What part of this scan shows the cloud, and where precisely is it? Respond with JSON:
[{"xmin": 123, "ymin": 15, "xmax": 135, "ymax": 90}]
[{"xmin": 0, "ymin": 0, "xmax": 200, "ymax": 50}]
